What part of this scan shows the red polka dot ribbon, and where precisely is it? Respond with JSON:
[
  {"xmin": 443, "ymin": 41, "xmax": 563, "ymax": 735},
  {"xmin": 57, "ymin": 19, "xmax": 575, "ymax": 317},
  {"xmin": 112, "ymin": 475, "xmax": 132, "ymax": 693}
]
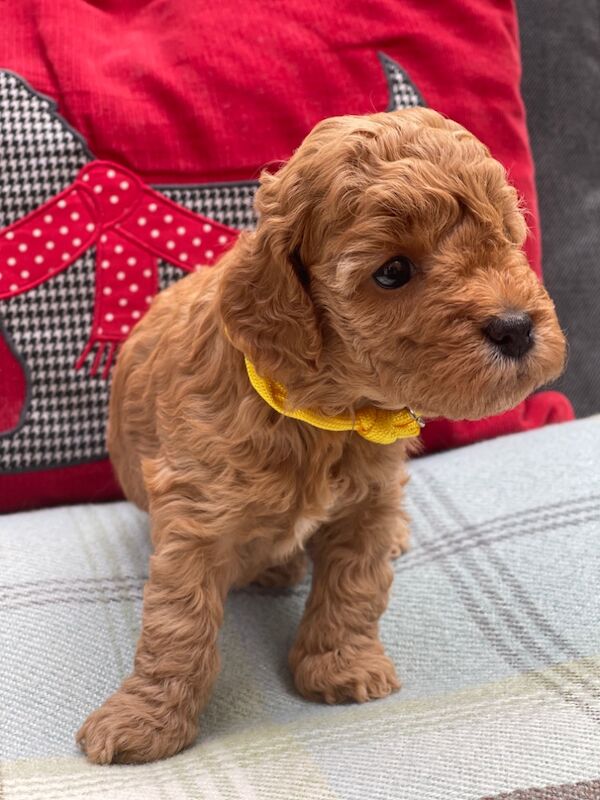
[{"xmin": 0, "ymin": 161, "xmax": 239, "ymax": 378}]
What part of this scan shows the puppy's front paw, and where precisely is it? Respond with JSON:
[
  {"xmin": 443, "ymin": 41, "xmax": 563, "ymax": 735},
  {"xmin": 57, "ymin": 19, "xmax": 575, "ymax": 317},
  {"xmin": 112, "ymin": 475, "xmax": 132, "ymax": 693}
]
[
  {"xmin": 290, "ymin": 643, "xmax": 400, "ymax": 704},
  {"xmin": 77, "ymin": 681, "xmax": 198, "ymax": 764}
]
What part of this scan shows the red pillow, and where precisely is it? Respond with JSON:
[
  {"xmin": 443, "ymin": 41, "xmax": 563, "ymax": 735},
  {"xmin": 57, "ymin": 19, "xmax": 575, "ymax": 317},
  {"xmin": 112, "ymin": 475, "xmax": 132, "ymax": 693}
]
[{"xmin": 0, "ymin": 1, "xmax": 573, "ymax": 512}]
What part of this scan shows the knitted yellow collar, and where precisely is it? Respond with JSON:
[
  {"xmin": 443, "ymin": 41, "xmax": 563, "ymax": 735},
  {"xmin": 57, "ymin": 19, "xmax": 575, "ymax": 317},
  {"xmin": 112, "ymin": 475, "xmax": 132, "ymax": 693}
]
[{"xmin": 244, "ymin": 357, "xmax": 424, "ymax": 444}]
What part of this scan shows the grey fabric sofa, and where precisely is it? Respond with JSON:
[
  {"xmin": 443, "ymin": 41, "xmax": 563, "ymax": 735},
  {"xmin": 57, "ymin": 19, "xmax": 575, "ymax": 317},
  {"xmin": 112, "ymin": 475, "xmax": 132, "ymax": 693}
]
[
  {"xmin": 517, "ymin": 0, "xmax": 600, "ymax": 417},
  {"xmin": 1, "ymin": 5, "xmax": 599, "ymax": 797},
  {"xmin": 1, "ymin": 418, "xmax": 599, "ymax": 799}
]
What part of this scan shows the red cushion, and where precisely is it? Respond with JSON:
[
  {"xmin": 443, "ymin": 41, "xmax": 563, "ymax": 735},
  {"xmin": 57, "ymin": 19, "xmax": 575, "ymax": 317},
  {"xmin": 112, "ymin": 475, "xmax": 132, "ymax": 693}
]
[{"xmin": 0, "ymin": 0, "xmax": 573, "ymax": 512}]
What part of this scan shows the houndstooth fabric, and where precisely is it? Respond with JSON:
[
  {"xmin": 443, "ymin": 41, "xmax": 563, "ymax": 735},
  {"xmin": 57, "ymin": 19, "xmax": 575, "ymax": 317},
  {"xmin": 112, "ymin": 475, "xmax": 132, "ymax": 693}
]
[
  {"xmin": 156, "ymin": 185, "xmax": 258, "ymax": 293},
  {"xmin": 379, "ymin": 52, "xmax": 425, "ymax": 110},
  {"xmin": 0, "ymin": 57, "xmax": 425, "ymax": 473},
  {"xmin": 0, "ymin": 71, "xmax": 91, "ymax": 227},
  {"xmin": 0, "ymin": 74, "xmax": 259, "ymax": 472},
  {"xmin": 0, "ymin": 252, "xmax": 107, "ymax": 471},
  {"xmin": 161, "ymin": 183, "xmax": 258, "ymax": 232}
]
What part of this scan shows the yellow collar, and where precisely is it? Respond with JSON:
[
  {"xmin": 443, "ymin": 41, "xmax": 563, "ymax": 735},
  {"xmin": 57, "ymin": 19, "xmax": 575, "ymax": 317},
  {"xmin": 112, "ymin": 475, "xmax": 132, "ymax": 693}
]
[{"xmin": 244, "ymin": 358, "xmax": 424, "ymax": 444}]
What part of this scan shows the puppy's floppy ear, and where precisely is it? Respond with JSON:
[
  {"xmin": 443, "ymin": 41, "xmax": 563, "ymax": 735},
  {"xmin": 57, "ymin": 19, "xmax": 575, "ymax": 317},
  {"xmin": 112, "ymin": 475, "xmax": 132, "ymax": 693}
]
[{"xmin": 218, "ymin": 160, "xmax": 322, "ymax": 379}]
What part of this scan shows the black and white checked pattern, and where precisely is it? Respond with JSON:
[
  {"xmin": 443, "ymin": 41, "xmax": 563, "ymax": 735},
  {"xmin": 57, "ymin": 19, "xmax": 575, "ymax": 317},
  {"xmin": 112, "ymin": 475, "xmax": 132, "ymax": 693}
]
[
  {"xmin": 0, "ymin": 73, "xmax": 260, "ymax": 473},
  {"xmin": 0, "ymin": 251, "xmax": 109, "ymax": 471},
  {"xmin": 161, "ymin": 183, "xmax": 257, "ymax": 232},
  {"xmin": 378, "ymin": 52, "xmax": 425, "ymax": 111},
  {"xmin": 157, "ymin": 184, "xmax": 258, "ymax": 293},
  {"xmin": 0, "ymin": 56, "xmax": 425, "ymax": 474},
  {"xmin": 0, "ymin": 72, "xmax": 95, "ymax": 472},
  {"xmin": 0, "ymin": 72, "xmax": 91, "ymax": 226}
]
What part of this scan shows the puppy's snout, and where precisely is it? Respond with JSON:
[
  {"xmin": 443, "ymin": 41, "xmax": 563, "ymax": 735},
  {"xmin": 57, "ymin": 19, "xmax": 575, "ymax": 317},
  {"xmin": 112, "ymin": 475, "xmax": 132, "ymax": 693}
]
[{"xmin": 483, "ymin": 312, "xmax": 533, "ymax": 359}]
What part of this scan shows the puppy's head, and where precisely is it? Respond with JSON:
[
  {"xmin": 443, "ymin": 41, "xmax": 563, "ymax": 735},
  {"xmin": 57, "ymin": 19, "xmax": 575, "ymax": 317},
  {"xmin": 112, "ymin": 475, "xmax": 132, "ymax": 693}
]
[{"xmin": 220, "ymin": 108, "xmax": 566, "ymax": 421}]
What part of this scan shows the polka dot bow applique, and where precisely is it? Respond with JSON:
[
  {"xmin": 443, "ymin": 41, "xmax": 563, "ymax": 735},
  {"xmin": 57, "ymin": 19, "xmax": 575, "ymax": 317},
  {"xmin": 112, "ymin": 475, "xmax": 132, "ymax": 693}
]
[{"xmin": 0, "ymin": 161, "xmax": 238, "ymax": 378}]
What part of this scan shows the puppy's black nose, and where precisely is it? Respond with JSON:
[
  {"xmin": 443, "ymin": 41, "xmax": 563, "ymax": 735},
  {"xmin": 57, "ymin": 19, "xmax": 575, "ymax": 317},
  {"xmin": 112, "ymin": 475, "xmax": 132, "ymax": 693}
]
[{"xmin": 483, "ymin": 312, "xmax": 533, "ymax": 359}]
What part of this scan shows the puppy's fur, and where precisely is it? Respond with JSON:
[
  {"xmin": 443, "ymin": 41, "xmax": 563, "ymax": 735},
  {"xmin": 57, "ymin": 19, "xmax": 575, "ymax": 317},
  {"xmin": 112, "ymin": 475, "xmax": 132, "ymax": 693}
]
[{"xmin": 77, "ymin": 108, "xmax": 566, "ymax": 764}]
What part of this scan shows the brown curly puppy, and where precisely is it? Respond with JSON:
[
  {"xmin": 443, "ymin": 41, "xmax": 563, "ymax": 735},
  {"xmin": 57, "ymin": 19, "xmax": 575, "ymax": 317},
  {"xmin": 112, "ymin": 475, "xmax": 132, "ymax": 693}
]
[{"xmin": 77, "ymin": 108, "xmax": 566, "ymax": 764}]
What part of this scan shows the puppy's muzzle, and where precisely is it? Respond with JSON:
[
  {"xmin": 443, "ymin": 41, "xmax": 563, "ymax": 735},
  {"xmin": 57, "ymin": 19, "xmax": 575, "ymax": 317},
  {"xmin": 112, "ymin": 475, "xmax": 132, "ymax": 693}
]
[{"xmin": 483, "ymin": 311, "xmax": 533, "ymax": 359}]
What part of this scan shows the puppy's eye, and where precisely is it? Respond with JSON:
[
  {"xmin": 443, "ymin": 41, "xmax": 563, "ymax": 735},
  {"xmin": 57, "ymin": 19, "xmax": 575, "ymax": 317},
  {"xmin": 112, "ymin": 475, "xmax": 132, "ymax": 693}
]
[{"xmin": 372, "ymin": 256, "xmax": 415, "ymax": 289}]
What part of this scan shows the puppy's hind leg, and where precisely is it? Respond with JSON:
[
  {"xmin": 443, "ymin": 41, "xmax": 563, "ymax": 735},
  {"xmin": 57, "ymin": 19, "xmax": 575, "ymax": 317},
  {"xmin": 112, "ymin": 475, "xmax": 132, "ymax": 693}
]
[
  {"xmin": 389, "ymin": 471, "xmax": 411, "ymax": 560},
  {"xmin": 77, "ymin": 477, "xmax": 237, "ymax": 764},
  {"xmin": 389, "ymin": 506, "xmax": 411, "ymax": 560},
  {"xmin": 252, "ymin": 550, "xmax": 308, "ymax": 589}
]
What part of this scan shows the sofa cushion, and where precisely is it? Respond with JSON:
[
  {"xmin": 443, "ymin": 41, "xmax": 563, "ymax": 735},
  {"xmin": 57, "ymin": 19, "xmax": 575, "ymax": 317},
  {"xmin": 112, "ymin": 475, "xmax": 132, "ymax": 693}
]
[
  {"xmin": 1, "ymin": 417, "xmax": 599, "ymax": 799},
  {"xmin": 517, "ymin": 0, "xmax": 600, "ymax": 418},
  {"xmin": 0, "ymin": 0, "xmax": 573, "ymax": 513}
]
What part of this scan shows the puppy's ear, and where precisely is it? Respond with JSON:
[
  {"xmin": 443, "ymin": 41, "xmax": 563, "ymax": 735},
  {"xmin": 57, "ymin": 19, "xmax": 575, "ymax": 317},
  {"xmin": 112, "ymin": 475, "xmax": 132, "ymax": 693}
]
[{"xmin": 218, "ymin": 161, "xmax": 322, "ymax": 379}]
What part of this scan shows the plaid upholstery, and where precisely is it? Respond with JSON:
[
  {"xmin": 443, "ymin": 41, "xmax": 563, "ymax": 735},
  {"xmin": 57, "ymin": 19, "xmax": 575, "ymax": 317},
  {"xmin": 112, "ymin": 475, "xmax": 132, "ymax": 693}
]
[{"xmin": 1, "ymin": 418, "xmax": 599, "ymax": 799}]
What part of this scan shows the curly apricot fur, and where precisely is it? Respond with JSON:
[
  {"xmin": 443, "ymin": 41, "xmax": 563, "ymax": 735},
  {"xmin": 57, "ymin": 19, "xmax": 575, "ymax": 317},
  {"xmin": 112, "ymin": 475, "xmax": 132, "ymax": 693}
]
[{"xmin": 77, "ymin": 108, "xmax": 565, "ymax": 764}]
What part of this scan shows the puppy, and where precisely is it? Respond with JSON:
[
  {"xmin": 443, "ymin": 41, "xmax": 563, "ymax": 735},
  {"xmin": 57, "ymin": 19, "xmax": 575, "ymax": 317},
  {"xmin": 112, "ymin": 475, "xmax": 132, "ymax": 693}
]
[{"xmin": 77, "ymin": 108, "xmax": 566, "ymax": 764}]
